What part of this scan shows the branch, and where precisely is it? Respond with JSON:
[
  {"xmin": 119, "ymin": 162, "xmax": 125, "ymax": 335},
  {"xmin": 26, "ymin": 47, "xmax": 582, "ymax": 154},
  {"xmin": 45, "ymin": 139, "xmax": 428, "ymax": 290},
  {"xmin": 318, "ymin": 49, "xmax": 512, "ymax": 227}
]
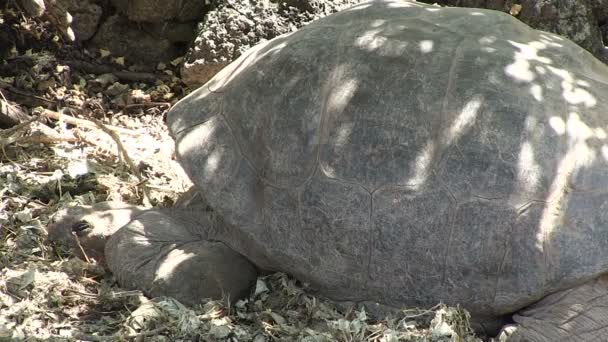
[
  {"xmin": 39, "ymin": 108, "xmax": 140, "ymax": 136},
  {"xmin": 64, "ymin": 60, "xmax": 174, "ymax": 83}
]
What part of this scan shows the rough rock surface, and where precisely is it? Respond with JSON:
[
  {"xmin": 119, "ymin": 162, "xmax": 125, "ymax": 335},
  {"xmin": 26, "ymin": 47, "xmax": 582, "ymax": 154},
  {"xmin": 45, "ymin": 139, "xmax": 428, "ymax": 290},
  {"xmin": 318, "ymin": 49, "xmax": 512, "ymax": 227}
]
[
  {"xmin": 142, "ymin": 21, "xmax": 198, "ymax": 43},
  {"xmin": 110, "ymin": 0, "xmax": 206, "ymax": 23},
  {"xmin": 55, "ymin": 0, "xmax": 102, "ymax": 41},
  {"xmin": 181, "ymin": 0, "xmax": 364, "ymax": 87},
  {"xmin": 419, "ymin": 0, "xmax": 608, "ymax": 63},
  {"xmin": 83, "ymin": 0, "xmax": 205, "ymax": 62},
  {"xmin": 591, "ymin": 0, "xmax": 608, "ymax": 48},
  {"xmin": 17, "ymin": 0, "xmax": 46, "ymax": 17},
  {"xmin": 90, "ymin": 15, "xmax": 180, "ymax": 63},
  {"xmin": 591, "ymin": 0, "xmax": 608, "ymax": 22}
]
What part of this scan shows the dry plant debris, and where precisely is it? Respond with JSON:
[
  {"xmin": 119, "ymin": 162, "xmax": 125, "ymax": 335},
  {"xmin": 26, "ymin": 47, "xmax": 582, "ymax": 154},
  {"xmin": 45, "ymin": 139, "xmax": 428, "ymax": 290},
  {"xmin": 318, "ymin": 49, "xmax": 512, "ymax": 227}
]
[{"xmin": 0, "ymin": 2, "xmax": 495, "ymax": 341}]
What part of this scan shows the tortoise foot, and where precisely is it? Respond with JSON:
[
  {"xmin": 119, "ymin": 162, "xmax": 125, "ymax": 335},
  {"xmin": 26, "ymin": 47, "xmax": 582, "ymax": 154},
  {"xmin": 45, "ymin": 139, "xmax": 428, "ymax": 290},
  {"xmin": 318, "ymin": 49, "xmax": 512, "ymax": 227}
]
[
  {"xmin": 47, "ymin": 202, "xmax": 146, "ymax": 267},
  {"xmin": 105, "ymin": 209, "xmax": 257, "ymax": 306}
]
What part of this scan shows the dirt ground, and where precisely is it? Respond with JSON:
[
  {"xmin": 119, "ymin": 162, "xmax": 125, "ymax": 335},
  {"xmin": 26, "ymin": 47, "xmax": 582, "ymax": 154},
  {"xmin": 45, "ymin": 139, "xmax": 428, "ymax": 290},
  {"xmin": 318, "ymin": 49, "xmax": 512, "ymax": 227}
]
[{"xmin": 0, "ymin": 4, "xmax": 490, "ymax": 341}]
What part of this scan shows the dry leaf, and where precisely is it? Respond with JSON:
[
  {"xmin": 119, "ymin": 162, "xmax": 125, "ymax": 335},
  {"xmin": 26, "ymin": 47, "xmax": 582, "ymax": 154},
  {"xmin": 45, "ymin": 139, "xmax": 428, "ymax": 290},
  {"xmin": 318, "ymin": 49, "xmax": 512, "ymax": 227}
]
[
  {"xmin": 113, "ymin": 56, "xmax": 125, "ymax": 66},
  {"xmin": 99, "ymin": 48, "xmax": 111, "ymax": 57},
  {"xmin": 510, "ymin": 4, "xmax": 522, "ymax": 16}
]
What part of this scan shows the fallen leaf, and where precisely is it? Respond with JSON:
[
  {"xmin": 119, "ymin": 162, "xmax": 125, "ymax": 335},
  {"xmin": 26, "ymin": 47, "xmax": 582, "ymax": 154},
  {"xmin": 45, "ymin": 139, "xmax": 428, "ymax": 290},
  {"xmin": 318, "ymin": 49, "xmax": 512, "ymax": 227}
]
[{"xmin": 510, "ymin": 4, "xmax": 522, "ymax": 16}]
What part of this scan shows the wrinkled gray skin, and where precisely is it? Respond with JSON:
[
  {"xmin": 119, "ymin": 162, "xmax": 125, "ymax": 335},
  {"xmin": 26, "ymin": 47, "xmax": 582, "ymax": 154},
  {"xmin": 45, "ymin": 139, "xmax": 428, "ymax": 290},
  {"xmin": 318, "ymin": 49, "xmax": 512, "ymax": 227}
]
[{"xmin": 48, "ymin": 1, "xmax": 608, "ymax": 340}]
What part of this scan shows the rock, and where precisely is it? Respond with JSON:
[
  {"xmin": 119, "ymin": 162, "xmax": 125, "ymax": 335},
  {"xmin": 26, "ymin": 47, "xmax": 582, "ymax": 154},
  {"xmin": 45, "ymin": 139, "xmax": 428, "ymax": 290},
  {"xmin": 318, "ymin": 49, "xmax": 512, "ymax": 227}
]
[
  {"xmin": 55, "ymin": 0, "xmax": 102, "ymax": 41},
  {"xmin": 17, "ymin": 0, "xmax": 46, "ymax": 17},
  {"xmin": 181, "ymin": 0, "xmax": 364, "ymax": 87},
  {"xmin": 601, "ymin": 25, "xmax": 608, "ymax": 54},
  {"xmin": 281, "ymin": 0, "xmax": 315, "ymax": 12},
  {"xmin": 43, "ymin": 0, "xmax": 74, "ymax": 41},
  {"xmin": 141, "ymin": 21, "xmax": 198, "ymax": 43},
  {"xmin": 89, "ymin": 14, "xmax": 181, "ymax": 63},
  {"xmin": 590, "ymin": 0, "xmax": 608, "ymax": 22},
  {"xmin": 109, "ymin": 0, "xmax": 206, "ymax": 23}
]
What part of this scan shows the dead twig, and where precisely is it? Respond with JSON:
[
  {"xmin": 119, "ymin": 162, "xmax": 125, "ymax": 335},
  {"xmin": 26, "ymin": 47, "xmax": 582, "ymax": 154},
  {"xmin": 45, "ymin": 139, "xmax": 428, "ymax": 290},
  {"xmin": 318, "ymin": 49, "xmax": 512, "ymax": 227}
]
[
  {"xmin": 64, "ymin": 60, "xmax": 173, "ymax": 83},
  {"xmin": 90, "ymin": 117, "xmax": 152, "ymax": 206},
  {"xmin": 16, "ymin": 134, "xmax": 78, "ymax": 144},
  {"xmin": 63, "ymin": 289, "xmax": 142, "ymax": 299},
  {"xmin": 401, "ymin": 304, "xmax": 443, "ymax": 320},
  {"xmin": 39, "ymin": 108, "xmax": 140, "ymax": 136},
  {"xmin": 124, "ymin": 102, "xmax": 171, "ymax": 110},
  {"xmin": 124, "ymin": 102, "xmax": 172, "ymax": 115},
  {"xmin": 71, "ymin": 232, "xmax": 91, "ymax": 264}
]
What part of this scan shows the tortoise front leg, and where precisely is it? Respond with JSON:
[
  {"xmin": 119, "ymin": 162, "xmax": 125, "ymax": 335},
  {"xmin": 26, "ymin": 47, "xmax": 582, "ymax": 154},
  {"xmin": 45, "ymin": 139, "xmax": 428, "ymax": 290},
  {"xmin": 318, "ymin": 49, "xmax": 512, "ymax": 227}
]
[
  {"xmin": 48, "ymin": 202, "xmax": 147, "ymax": 267},
  {"xmin": 105, "ymin": 209, "xmax": 258, "ymax": 306}
]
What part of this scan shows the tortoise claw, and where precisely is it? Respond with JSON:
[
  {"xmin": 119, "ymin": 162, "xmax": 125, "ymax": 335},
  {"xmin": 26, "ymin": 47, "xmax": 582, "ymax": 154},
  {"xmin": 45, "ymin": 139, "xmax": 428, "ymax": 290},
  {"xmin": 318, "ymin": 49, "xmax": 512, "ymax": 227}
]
[{"xmin": 71, "ymin": 220, "xmax": 92, "ymax": 235}]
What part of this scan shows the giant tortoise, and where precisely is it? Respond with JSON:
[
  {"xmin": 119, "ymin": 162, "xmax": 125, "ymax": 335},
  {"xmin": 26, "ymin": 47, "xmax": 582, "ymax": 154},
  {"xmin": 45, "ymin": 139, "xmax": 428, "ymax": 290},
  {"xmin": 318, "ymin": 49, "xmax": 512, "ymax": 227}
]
[{"xmin": 48, "ymin": 0, "xmax": 608, "ymax": 340}]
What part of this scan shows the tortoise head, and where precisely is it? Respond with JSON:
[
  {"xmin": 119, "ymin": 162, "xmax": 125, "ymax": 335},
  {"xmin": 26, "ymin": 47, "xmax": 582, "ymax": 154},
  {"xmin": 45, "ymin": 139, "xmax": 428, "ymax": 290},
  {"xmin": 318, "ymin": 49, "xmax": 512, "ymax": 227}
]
[{"xmin": 47, "ymin": 202, "xmax": 146, "ymax": 267}]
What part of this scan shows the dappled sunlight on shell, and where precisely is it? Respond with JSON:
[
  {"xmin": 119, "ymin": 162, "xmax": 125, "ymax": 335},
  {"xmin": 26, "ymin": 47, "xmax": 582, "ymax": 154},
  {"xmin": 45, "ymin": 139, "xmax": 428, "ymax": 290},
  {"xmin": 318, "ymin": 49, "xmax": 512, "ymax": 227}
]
[
  {"xmin": 335, "ymin": 123, "xmax": 354, "ymax": 147},
  {"xmin": 355, "ymin": 29, "xmax": 387, "ymax": 51},
  {"xmin": 385, "ymin": 0, "xmax": 422, "ymax": 8},
  {"xmin": 517, "ymin": 141, "xmax": 542, "ymax": 197},
  {"xmin": 370, "ymin": 19, "xmax": 385, "ymax": 28},
  {"xmin": 446, "ymin": 96, "xmax": 482, "ymax": 145},
  {"xmin": 506, "ymin": 58, "xmax": 535, "ymax": 82},
  {"xmin": 602, "ymin": 146, "xmax": 608, "ymax": 161},
  {"xmin": 535, "ymin": 65, "xmax": 547, "ymax": 75},
  {"xmin": 594, "ymin": 128, "xmax": 607, "ymax": 139},
  {"xmin": 326, "ymin": 74, "xmax": 359, "ymax": 115},
  {"xmin": 419, "ymin": 40, "xmax": 434, "ymax": 53},
  {"xmin": 566, "ymin": 112, "xmax": 596, "ymax": 145},
  {"xmin": 549, "ymin": 116, "xmax": 566, "ymax": 135},
  {"xmin": 547, "ymin": 66, "xmax": 597, "ymax": 108},
  {"xmin": 504, "ymin": 40, "xmax": 555, "ymax": 83},
  {"xmin": 479, "ymin": 36, "xmax": 497, "ymax": 45},
  {"xmin": 178, "ymin": 117, "xmax": 218, "ymax": 152},
  {"xmin": 539, "ymin": 34, "xmax": 564, "ymax": 46},
  {"xmin": 534, "ymin": 112, "xmax": 604, "ymax": 251},
  {"xmin": 320, "ymin": 163, "xmax": 338, "ymax": 179},
  {"xmin": 407, "ymin": 141, "xmax": 434, "ymax": 190},
  {"xmin": 177, "ymin": 116, "xmax": 222, "ymax": 180},
  {"xmin": 536, "ymin": 141, "xmax": 596, "ymax": 251},
  {"xmin": 344, "ymin": 2, "xmax": 372, "ymax": 11},
  {"xmin": 577, "ymin": 80, "xmax": 591, "ymax": 87},
  {"xmin": 529, "ymin": 84, "xmax": 543, "ymax": 101},
  {"xmin": 204, "ymin": 150, "xmax": 222, "ymax": 177},
  {"xmin": 207, "ymin": 41, "xmax": 289, "ymax": 92}
]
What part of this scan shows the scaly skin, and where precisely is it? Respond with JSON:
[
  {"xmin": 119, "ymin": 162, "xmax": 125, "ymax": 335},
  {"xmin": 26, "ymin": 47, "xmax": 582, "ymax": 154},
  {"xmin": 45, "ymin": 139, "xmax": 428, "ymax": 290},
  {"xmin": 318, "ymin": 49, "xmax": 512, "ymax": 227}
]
[{"xmin": 47, "ymin": 202, "xmax": 147, "ymax": 267}]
